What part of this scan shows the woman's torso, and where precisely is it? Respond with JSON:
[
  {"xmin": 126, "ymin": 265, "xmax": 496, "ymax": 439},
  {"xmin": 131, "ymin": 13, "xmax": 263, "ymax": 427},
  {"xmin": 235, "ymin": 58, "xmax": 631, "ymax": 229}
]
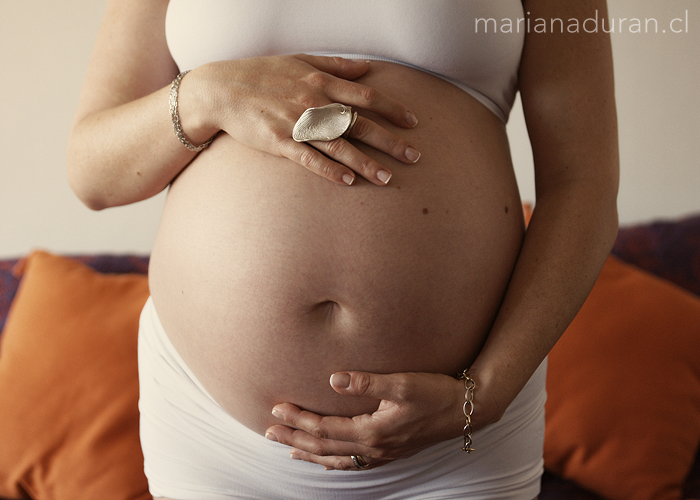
[{"xmin": 149, "ymin": 0, "xmax": 526, "ymax": 435}]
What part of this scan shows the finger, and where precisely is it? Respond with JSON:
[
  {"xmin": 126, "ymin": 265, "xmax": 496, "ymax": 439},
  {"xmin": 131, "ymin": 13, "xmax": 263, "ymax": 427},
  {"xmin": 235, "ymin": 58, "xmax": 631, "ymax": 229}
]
[
  {"xmin": 330, "ymin": 371, "xmax": 404, "ymax": 400},
  {"xmin": 278, "ymin": 139, "xmax": 357, "ymax": 186},
  {"xmin": 293, "ymin": 53, "xmax": 371, "ymax": 81},
  {"xmin": 270, "ymin": 403, "xmax": 367, "ymax": 444},
  {"xmin": 292, "ymin": 450, "xmax": 358, "ymax": 471},
  {"xmin": 311, "ymin": 139, "xmax": 393, "ymax": 186},
  {"xmin": 324, "ymin": 80, "xmax": 419, "ymax": 129},
  {"xmin": 266, "ymin": 423, "xmax": 365, "ymax": 458},
  {"xmin": 347, "ymin": 115, "xmax": 421, "ymax": 165},
  {"xmin": 289, "ymin": 449, "xmax": 392, "ymax": 472}
]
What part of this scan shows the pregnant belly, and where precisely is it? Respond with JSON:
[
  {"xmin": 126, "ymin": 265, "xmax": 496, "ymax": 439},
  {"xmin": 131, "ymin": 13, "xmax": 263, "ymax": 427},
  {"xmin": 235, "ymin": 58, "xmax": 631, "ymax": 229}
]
[{"xmin": 148, "ymin": 63, "xmax": 525, "ymax": 434}]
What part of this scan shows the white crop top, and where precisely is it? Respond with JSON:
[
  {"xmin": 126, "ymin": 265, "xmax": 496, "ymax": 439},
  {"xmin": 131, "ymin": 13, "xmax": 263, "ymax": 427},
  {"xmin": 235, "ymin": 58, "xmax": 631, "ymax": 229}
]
[{"xmin": 166, "ymin": 0, "xmax": 525, "ymax": 123}]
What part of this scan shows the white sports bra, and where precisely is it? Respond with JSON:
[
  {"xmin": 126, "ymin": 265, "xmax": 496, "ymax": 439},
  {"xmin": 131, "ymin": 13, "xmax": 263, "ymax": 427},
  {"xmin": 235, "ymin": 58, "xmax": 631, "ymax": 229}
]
[{"xmin": 166, "ymin": 0, "xmax": 525, "ymax": 122}]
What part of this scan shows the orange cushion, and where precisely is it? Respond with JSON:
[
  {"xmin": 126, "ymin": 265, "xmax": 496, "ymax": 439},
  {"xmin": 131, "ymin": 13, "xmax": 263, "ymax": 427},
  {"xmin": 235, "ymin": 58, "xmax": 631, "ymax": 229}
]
[
  {"xmin": 0, "ymin": 251, "xmax": 151, "ymax": 500},
  {"xmin": 544, "ymin": 255, "xmax": 700, "ymax": 500}
]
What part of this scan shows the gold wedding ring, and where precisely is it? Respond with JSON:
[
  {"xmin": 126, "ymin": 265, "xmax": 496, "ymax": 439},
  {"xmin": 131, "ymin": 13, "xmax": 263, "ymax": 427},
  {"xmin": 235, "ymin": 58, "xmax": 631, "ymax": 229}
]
[{"xmin": 351, "ymin": 454, "xmax": 370, "ymax": 470}]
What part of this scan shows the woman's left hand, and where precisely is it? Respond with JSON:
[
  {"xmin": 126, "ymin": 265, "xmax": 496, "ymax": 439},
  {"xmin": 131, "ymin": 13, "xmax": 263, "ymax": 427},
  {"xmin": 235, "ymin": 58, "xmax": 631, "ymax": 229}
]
[{"xmin": 265, "ymin": 371, "xmax": 466, "ymax": 470}]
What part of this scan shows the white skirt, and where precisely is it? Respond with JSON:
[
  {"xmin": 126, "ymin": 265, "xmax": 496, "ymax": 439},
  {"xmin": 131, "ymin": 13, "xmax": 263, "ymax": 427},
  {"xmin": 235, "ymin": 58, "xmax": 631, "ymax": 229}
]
[{"xmin": 138, "ymin": 296, "xmax": 546, "ymax": 500}]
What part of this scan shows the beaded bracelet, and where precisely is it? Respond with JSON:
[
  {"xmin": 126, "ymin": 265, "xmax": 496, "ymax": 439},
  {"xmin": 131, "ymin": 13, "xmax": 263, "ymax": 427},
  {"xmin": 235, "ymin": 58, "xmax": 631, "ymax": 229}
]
[
  {"xmin": 458, "ymin": 369, "xmax": 476, "ymax": 453},
  {"xmin": 169, "ymin": 70, "xmax": 215, "ymax": 152}
]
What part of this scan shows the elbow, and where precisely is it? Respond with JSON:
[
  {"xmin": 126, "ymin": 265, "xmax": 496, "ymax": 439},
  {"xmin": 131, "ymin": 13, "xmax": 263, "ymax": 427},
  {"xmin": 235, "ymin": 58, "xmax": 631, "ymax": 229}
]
[
  {"xmin": 67, "ymin": 176, "xmax": 110, "ymax": 211},
  {"xmin": 603, "ymin": 198, "xmax": 620, "ymax": 254},
  {"xmin": 601, "ymin": 171, "xmax": 621, "ymax": 252},
  {"xmin": 583, "ymin": 164, "xmax": 621, "ymax": 253},
  {"xmin": 66, "ymin": 125, "xmax": 114, "ymax": 211},
  {"xmin": 66, "ymin": 152, "xmax": 109, "ymax": 211},
  {"xmin": 74, "ymin": 192, "xmax": 110, "ymax": 212},
  {"xmin": 67, "ymin": 181, "xmax": 109, "ymax": 211},
  {"xmin": 584, "ymin": 179, "xmax": 619, "ymax": 258}
]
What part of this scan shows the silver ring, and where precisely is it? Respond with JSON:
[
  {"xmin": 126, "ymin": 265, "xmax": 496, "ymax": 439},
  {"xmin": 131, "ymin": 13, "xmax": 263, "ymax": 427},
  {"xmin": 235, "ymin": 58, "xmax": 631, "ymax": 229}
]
[
  {"xmin": 351, "ymin": 454, "xmax": 370, "ymax": 470},
  {"xmin": 292, "ymin": 103, "xmax": 357, "ymax": 142}
]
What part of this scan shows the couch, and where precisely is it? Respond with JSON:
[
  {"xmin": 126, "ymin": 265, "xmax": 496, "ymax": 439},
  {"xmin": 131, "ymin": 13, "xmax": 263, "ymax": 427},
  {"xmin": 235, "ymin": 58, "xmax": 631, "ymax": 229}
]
[{"xmin": 1, "ymin": 213, "xmax": 699, "ymax": 500}]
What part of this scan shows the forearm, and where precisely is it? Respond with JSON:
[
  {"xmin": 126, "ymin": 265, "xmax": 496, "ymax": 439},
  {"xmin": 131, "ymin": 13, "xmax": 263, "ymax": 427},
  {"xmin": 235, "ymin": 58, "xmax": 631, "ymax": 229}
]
[
  {"xmin": 469, "ymin": 181, "xmax": 618, "ymax": 423},
  {"xmin": 66, "ymin": 76, "xmax": 213, "ymax": 210},
  {"xmin": 458, "ymin": 0, "xmax": 622, "ymax": 428},
  {"xmin": 67, "ymin": 54, "xmax": 421, "ymax": 211}
]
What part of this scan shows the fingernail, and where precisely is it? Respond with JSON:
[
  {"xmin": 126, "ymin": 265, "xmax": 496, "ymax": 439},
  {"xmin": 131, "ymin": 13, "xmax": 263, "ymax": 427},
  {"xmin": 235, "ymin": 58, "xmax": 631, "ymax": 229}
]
[
  {"xmin": 377, "ymin": 170, "xmax": 392, "ymax": 184},
  {"xmin": 265, "ymin": 432, "xmax": 278, "ymax": 442},
  {"xmin": 406, "ymin": 111, "xmax": 418, "ymax": 127},
  {"xmin": 351, "ymin": 59, "xmax": 372, "ymax": 64},
  {"xmin": 330, "ymin": 372, "xmax": 351, "ymax": 389},
  {"xmin": 290, "ymin": 451, "xmax": 301, "ymax": 460},
  {"xmin": 405, "ymin": 147, "xmax": 421, "ymax": 163},
  {"xmin": 272, "ymin": 408, "xmax": 283, "ymax": 419},
  {"xmin": 342, "ymin": 173, "xmax": 355, "ymax": 185}
]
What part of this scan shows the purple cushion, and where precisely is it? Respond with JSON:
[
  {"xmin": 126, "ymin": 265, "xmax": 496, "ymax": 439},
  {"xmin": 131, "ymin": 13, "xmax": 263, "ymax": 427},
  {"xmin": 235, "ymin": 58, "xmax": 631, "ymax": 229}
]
[{"xmin": 612, "ymin": 213, "xmax": 700, "ymax": 297}]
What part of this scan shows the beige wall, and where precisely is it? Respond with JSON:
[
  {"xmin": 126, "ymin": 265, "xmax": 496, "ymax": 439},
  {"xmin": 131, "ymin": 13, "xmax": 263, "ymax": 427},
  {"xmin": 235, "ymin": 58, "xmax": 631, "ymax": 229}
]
[{"xmin": 1, "ymin": 0, "xmax": 698, "ymax": 259}]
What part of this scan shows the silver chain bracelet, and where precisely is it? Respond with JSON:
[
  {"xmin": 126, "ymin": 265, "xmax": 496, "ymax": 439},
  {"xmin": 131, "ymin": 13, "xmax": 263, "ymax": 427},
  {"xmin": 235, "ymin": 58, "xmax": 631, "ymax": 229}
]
[
  {"xmin": 458, "ymin": 369, "xmax": 476, "ymax": 453},
  {"xmin": 169, "ymin": 70, "xmax": 215, "ymax": 152}
]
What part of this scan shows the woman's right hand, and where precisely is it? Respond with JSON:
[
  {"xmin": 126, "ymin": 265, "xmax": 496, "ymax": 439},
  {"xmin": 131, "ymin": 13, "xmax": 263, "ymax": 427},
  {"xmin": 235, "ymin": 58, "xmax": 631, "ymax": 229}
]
[{"xmin": 178, "ymin": 54, "xmax": 421, "ymax": 186}]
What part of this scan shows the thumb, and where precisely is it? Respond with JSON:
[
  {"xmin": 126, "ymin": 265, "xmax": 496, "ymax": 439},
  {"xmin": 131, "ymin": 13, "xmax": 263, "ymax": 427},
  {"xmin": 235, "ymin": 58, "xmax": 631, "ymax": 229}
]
[{"xmin": 329, "ymin": 371, "xmax": 396, "ymax": 399}]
